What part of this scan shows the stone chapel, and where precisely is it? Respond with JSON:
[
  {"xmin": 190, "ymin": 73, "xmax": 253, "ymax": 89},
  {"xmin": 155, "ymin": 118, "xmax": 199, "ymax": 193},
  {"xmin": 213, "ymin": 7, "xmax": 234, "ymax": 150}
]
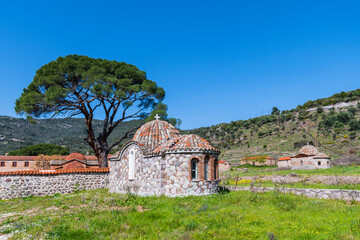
[{"xmin": 109, "ymin": 118, "xmax": 220, "ymax": 196}]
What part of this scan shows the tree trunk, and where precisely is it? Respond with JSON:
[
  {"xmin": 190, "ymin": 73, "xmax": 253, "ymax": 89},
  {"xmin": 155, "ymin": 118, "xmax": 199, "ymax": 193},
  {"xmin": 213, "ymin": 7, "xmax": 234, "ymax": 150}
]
[{"xmin": 98, "ymin": 150, "xmax": 109, "ymax": 168}]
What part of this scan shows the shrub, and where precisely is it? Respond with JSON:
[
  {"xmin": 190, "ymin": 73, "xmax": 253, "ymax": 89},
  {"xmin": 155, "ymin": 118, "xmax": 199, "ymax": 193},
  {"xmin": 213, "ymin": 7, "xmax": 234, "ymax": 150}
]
[
  {"xmin": 8, "ymin": 143, "xmax": 69, "ymax": 156},
  {"xmin": 337, "ymin": 111, "xmax": 353, "ymax": 124},
  {"xmin": 316, "ymin": 106, "xmax": 324, "ymax": 113},
  {"xmin": 349, "ymin": 119, "xmax": 360, "ymax": 131},
  {"xmin": 334, "ymin": 121, "xmax": 344, "ymax": 129}
]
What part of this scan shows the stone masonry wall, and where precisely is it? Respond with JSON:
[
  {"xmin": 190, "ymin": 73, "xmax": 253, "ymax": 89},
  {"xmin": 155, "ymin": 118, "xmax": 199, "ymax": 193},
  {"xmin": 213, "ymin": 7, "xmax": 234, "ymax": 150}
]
[
  {"xmin": 109, "ymin": 143, "xmax": 219, "ymax": 197},
  {"xmin": 0, "ymin": 169, "xmax": 109, "ymax": 200},
  {"xmin": 227, "ymin": 186, "xmax": 360, "ymax": 201}
]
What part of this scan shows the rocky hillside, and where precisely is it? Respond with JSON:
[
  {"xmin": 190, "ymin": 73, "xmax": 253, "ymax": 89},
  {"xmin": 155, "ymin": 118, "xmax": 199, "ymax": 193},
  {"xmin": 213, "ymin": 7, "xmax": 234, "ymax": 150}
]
[
  {"xmin": 2, "ymin": 89, "xmax": 360, "ymax": 160},
  {"xmin": 0, "ymin": 116, "xmax": 144, "ymax": 155},
  {"xmin": 185, "ymin": 89, "xmax": 360, "ymax": 163}
]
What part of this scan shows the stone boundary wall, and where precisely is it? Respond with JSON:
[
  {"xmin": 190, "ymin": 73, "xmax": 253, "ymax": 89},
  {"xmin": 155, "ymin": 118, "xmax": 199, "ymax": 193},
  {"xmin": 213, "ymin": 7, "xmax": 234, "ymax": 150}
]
[
  {"xmin": 0, "ymin": 168, "xmax": 109, "ymax": 200},
  {"xmin": 227, "ymin": 186, "xmax": 360, "ymax": 201}
]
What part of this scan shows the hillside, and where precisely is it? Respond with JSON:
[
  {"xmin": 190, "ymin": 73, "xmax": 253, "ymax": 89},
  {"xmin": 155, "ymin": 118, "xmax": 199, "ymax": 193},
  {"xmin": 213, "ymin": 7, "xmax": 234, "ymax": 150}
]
[
  {"xmin": 2, "ymin": 89, "xmax": 360, "ymax": 160},
  {"xmin": 185, "ymin": 89, "xmax": 360, "ymax": 163},
  {"xmin": 0, "ymin": 116, "xmax": 144, "ymax": 155}
]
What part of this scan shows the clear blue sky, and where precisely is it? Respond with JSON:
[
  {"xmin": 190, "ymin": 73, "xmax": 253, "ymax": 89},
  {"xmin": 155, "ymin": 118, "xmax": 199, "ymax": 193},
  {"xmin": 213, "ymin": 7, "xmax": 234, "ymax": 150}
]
[{"xmin": 1, "ymin": 1, "xmax": 360, "ymax": 129}]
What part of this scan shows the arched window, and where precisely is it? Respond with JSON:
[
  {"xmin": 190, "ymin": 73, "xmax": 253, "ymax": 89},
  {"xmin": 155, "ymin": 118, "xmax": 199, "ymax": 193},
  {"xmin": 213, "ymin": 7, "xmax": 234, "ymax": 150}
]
[
  {"xmin": 191, "ymin": 158, "xmax": 199, "ymax": 180},
  {"xmin": 318, "ymin": 161, "xmax": 321, "ymax": 166},
  {"xmin": 204, "ymin": 155, "xmax": 210, "ymax": 180},
  {"xmin": 300, "ymin": 160, "xmax": 303, "ymax": 166},
  {"xmin": 214, "ymin": 159, "xmax": 218, "ymax": 180},
  {"xmin": 129, "ymin": 150, "xmax": 135, "ymax": 180}
]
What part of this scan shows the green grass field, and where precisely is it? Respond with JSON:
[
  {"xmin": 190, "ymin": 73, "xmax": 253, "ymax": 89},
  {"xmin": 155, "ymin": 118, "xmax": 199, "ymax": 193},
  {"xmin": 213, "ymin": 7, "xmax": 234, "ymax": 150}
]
[
  {"xmin": 1, "ymin": 189, "xmax": 360, "ymax": 239},
  {"xmin": 228, "ymin": 165, "xmax": 360, "ymax": 177}
]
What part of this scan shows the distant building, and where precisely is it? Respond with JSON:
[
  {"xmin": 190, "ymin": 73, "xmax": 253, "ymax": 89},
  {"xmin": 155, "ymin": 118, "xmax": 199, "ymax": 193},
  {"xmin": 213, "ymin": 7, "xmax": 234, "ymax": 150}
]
[
  {"xmin": 240, "ymin": 156, "xmax": 277, "ymax": 166},
  {"xmin": 0, "ymin": 153, "xmax": 102, "ymax": 172},
  {"xmin": 278, "ymin": 145, "xmax": 330, "ymax": 169},
  {"xmin": 0, "ymin": 156, "xmax": 37, "ymax": 171},
  {"xmin": 50, "ymin": 153, "xmax": 101, "ymax": 170},
  {"xmin": 277, "ymin": 156, "xmax": 291, "ymax": 168},
  {"xmin": 219, "ymin": 161, "xmax": 231, "ymax": 171}
]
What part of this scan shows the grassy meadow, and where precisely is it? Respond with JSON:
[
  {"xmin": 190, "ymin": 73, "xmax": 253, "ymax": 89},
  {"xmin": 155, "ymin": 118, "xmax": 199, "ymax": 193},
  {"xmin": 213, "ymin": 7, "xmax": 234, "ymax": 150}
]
[
  {"xmin": 227, "ymin": 165, "xmax": 360, "ymax": 177},
  {"xmin": 1, "ymin": 189, "xmax": 360, "ymax": 239}
]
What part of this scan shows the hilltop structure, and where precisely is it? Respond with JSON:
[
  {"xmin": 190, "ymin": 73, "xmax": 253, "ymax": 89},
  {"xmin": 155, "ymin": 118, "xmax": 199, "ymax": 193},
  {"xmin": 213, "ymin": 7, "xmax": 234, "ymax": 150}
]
[
  {"xmin": 109, "ymin": 116, "xmax": 221, "ymax": 197},
  {"xmin": 278, "ymin": 145, "xmax": 330, "ymax": 169}
]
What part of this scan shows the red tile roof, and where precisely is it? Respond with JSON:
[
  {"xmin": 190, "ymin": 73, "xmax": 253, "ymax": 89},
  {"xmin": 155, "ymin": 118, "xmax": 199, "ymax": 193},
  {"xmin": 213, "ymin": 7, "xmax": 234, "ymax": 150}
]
[
  {"xmin": 133, "ymin": 120, "xmax": 181, "ymax": 150},
  {"xmin": 278, "ymin": 156, "xmax": 291, "ymax": 161},
  {"xmin": 0, "ymin": 168, "xmax": 109, "ymax": 176},
  {"xmin": 0, "ymin": 155, "xmax": 102, "ymax": 161},
  {"xmin": 66, "ymin": 153, "xmax": 86, "ymax": 161},
  {"xmin": 0, "ymin": 156, "xmax": 38, "ymax": 161},
  {"xmin": 152, "ymin": 134, "xmax": 219, "ymax": 154}
]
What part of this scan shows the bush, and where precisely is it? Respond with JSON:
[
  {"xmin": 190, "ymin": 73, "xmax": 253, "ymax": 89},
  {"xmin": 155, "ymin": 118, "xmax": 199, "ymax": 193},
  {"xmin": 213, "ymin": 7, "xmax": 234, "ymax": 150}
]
[
  {"xmin": 316, "ymin": 106, "xmax": 324, "ymax": 113},
  {"xmin": 349, "ymin": 119, "xmax": 360, "ymax": 131},
  {"xmin": 337, "ymin": 111, "xmax": 353, "ymax": 124},
  {"xmin": 334, "ymin": 121, "xmax": 344, "ymax": 129},
  {"xmin": 8, "ymin": 143, "xmax": 69, "ymax": 156}
]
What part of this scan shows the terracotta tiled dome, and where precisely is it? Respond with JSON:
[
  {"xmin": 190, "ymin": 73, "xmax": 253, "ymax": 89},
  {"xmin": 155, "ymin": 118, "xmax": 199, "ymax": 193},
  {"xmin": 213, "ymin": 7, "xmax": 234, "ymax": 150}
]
[
  {"xmin": 133, "ymin": 120, "xmax": 181, "ymax": 150},
  {"xmin": 152, "ymin": 134, "xmax": 219, "ymax": 154},
  {"xmin": 299, "ymin": 145, "xmax": 318, "ymax": 156},
  {"xmin": 66, "ymin": 153, "xmax": 86, "ymax": 161}
]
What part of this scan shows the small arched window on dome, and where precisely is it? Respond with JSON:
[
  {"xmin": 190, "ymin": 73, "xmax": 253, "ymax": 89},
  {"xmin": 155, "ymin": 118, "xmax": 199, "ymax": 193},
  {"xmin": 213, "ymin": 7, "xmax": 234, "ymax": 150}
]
[
  {"xmin": 129, "ymin": 150, "xmax": 135, "ymax": 180},
  {"xmin": 191, "ymin": 158, "xmax": 199, "ymax": 180},
  {"xmin": 204, "ymin": 155, "xmax": 210, "ymax": 180}
]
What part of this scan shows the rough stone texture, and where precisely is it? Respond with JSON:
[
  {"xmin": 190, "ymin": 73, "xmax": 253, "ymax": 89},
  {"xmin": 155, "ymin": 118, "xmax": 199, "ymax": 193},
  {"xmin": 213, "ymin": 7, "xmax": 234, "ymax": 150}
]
[
  {"xmin": 278, "ymin": 145, "xmax": 330, "ymax": 170},
  {"xmin": 109, "ymin": 143, "xmax": 219, "ymax": 197},
  {"xmin": 0, "ymin": 172, "xmax": 109, "ymax": 200},
  {"xmin": 227, "ymin": 186, "xmax": 360, "ymax": 201},
  {"xmin": 219, "ymin": 162, "xmax": 231, "ymax": 172},
  {"xmin": 290, "ymin": 156, "xmax": 330, "ymax": 170}
]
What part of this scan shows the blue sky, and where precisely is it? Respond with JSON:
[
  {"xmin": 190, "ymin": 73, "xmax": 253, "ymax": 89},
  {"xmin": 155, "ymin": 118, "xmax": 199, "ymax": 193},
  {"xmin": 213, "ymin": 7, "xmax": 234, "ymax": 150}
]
[{"xmin": 1, "ymin": 0, "xmax": 360, "ymax": 129}]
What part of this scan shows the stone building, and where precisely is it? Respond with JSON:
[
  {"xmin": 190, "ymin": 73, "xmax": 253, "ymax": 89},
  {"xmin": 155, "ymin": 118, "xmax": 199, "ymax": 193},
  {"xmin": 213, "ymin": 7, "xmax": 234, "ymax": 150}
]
[
  {"xmin": 109, "ymin": 118, "xmax": 221, "ymax": 197},
  {"xmin": 0, "ymin": 156, "xmax": 37, "ymax": 172},
  {"xmin": 50, "ymin": 153, "xmax": 101, "ymax": 170},
  {"xmin": 0, "ymin": 153, "xmax": 101, "ymax": 172},
  {"xmin": 219, "ymin": 161, "xmax": 231, "ymax": 171},
  {"xmin": 277, "ymin": 156, "xmax": 291, "ymax": 168},
  {"xmin": 278, "ymin": 145, "xmax": 330, "ymax": 170}
]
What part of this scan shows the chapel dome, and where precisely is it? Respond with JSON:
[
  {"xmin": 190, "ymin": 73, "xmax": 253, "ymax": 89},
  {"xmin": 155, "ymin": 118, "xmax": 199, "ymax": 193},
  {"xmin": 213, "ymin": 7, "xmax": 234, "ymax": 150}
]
[
  {"xmin": 152, "ymin": 134, "xmax": 219, "ymax": 154},
  {"xmin": 299, "ymin": 145, "xmax": 318, "ymax": 156},
  {"xmin": 66, "ymin": 153, "xmax": 86, "ymax": 161},
  {"xmin": 133, "ymin": 120, "xmax": 181, "ymax": 150}
]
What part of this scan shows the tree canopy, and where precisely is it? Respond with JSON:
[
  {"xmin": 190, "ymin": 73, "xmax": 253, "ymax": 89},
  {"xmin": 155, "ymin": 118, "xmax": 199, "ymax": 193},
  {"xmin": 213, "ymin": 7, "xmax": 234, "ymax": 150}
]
[
  {"xmin": 8, "ymin": 143, "xmax": 69, "ymax": 156},
  {"xmin": 145, "ymin": 103, "xmax": 182, "ymax": 128},
  {"xmin": 15, "ymin": 55, "xmax": 165, "ymax": 166}
]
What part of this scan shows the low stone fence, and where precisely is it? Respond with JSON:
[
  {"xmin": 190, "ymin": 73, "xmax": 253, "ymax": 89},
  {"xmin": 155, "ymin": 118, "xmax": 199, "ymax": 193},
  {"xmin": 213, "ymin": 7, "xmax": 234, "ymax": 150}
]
[
  {"xmin": 0, "ymin": 168, "xmax": 109, "ymax": 200},
  {"xmin": 227, "ymin": 186, "xmax": 360, "ymax": 201}
]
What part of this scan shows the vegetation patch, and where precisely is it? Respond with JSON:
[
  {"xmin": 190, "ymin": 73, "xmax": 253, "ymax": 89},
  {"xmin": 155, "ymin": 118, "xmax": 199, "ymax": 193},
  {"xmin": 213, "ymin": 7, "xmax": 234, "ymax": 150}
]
[{"xmin": 0, "ymin": 189, "xmax": 360, "ymax": 239}]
